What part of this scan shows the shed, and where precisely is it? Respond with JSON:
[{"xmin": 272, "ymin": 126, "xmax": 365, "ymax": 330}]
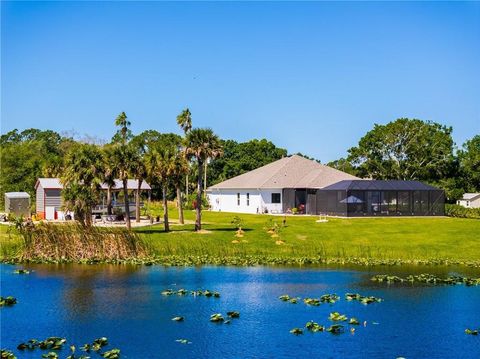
[
  {"xmin": 4, "ymin": 192, "xmax": 31, "ymax": 217},
  {"xmin": 35, "ymin": 178, "xmax": 63, "ymax": 220}
]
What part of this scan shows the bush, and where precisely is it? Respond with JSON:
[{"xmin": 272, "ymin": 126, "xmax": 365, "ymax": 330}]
[
  {"xmin": 184, "ymin": 193, "xmax": 209, "ymax": 210},
  {"xmin": 445, "ymin": 204, "xmax": 480, "ymax": 219}
]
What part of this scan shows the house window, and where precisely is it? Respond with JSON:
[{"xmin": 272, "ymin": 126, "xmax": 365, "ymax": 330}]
[
  {"xmin": 247, "ymin": 193, "xmax": 250, "ymax": 206},
  {"xmin": 237, "ymin": 193, "xmax": 240, "ymax": 206},
  {"xmin": 271, "ymin": 193, "xmax": 281, "ymax": 204}
]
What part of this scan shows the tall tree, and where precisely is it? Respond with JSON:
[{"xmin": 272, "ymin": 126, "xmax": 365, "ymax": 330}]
[
  {"xmin": 111, "ymin": 144, "xmax": 138, "ymax": 229},
  {"xmin": 177, "ymin": 108, "xmax": 193, "ymax": 197},
  {"xmin": 61, "ymin": 143, "xmax": 105, "ymax": 226},
  {"xmin": 458, "ymin": 135, "xmax": 480, "ymax": 192},
  {"xmin": 184, "ymin": 128, "xmax": 223, "ymax": 231},
  {"xmin": 112, "ymin": 112, "xmax": 135, "ymax": 229},
  {"xmin": 101, "ymin": 145, "xmax": 117, "ymax": 215},
  {"xmin": 169, "ymin": 148, "xmax": 189, "ymax": 225},
  {"xmin": 145, "ymin": 144, "xmax": 175, "ymax": 232},
  {"xmin": 208, "ymin": 139, "xmax": 287, "ymax": 185},
  {"xmin": 112, "ymin": 112, "xmax": 132, "ymax": 144},
  {"xmin": 347, "ymin": 118, "xmax": 455, "ymax": 181},
  {"xmin": 176, "ymin": 108, "xmax": 192, "ymax": 134}
]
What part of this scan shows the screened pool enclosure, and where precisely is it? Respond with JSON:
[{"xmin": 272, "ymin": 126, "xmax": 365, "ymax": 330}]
[{"xmin": 315, "ymin": 180, "xmax": 445, "ymax": 217}]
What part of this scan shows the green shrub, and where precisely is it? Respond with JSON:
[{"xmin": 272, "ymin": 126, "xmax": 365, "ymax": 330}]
[
  {"xmin": 184, "ymin": 193, "xmax": 209, "ymax": 210},
  {"xmin": 445, "ymin": 204, "xmax": 480, "ymax": 219}
]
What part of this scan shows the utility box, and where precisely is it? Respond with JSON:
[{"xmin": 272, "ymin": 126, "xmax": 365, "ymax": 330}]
[{"xmin": 5, "ymin": 192, "xmax": 31, "ymax": 217}]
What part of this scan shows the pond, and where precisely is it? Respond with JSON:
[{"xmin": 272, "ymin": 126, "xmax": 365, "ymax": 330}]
[{"xmin": 1, "ymin": 263, "xmax": 479, "ymax": 358}]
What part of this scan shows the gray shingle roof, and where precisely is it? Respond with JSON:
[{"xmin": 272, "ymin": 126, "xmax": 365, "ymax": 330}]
[
  {"xmin": 321, "ymin": 180, "xmax": 441, "ymax": 191},
  {"xmin": 208, "ymin": 155, "xmax": 359, "ymax": 190},
  {"xmin": 35, "ymin": 178, "xmax": 151, "ymax": 191}
]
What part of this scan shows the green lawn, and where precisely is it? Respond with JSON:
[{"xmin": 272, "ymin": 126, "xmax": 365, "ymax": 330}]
[
  {"xmin": 136, "ymin": 204, "xmax": 480, "ymax": 264},
  {"xmin": 1, "ymin": 205, "xmax": 479, "ymax": 265}
]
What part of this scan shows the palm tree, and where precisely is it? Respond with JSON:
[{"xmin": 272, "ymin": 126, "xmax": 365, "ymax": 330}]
[
  {"xmin": 145, "ymin": 145, "xmax": 173, "ymax": 232},
  {"xmin": 131, "ymin": 156, "xmax": 147, "ymax": 223},
  {"xmin": 184, "ymin": 128, "xmax": 223, "ymax": 231},
  {"xmin": 111, "ymin": 144, "xmax": 138, "ymax": 230},
  {"xmin": 113, "ymin": 112, "xmax": 132, "ymax": 144},
  {"xmin": 102, "ymin": 145, "xmax": 117, "ymax": 215},
  {"xmin": 177, "ymin": 108, "xmax": 192, "ymax": 197},
  {"xmin": 176, "ymin": 108, "xmax": 192, "ymax": 134},
  {"xmin": 169, "ymin": 149, "xmax": 189, "ymax": 224},
  {"xmin": 61, "ymin": 143, "xmax": 105, "ymax": 226}
]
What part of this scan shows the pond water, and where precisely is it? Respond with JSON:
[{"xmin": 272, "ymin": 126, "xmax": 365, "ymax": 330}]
[{"xmin": 1, "ymin": 263, "xmax": 480, "ymax": 358}]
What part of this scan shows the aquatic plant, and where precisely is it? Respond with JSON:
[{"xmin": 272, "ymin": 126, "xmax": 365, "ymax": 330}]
[
  {"xmin": 305, "ymin": 321, "xmax": 325, "ymax": 332},
  {"xmin": 42, "ymin": 353, "xmax": 58, "ymax": 359},
  {"xmin": 0, "ymin": 349, "xmax": 16, "ymax": 359},
  {"xmin": 290, "ymin": 328, "xmax": 303, "ymax": 335},
  {"xmin": 279, "ymin": 295, "xmax": 290, "ymax": 301},
  {"xmin": 172, "ymin": 316, "xmax": 184, "ymax": 322},
  {"xmin": 329, "ymin": 312, "xmax": 347, "ymax": 322},
  {"xmin": 102, "ymin": 349, "xmax": 120, "ymax": 358},
  {"xmin": 465, "ymin": 328, "xmax": 479, "ymax": 335},
  {"xmin": 349, "ymin": 317, "xmax": 360, "ymax": 325},
  {"xmin": 303, "ymin": 298, "xmax": 320, "ymax": 306},
  {"xmin": 345, "ymin": 293, "xmax": 383, "ymax": 304},
  {"xmin": 16, "ymin": 222, "xmax": 150, "ymax": 262},
  {"xmin": 175, "ymin": 339, "xmax": 191, "ymax": 344},
  {"xmin": 372, "ymin": 274, "xmax": 480, "ymax": 286},
  {"xmin": 210, "ymin": 313, "xmax": 224, "ymax": 322},
  {"xmin": 326, "ymin": 324, "xmax": 345, "ymax": 334},
  {"xmin": 13, "ymin": 269, "xmax": 31, "ymax": 274},
  {"xmin": 320, "ymin": 294, "xmax": 340, "ymax": 304},
  {"xmin": 227, "ymin": 311, "xmax": 240, "ymax": 318},
  {"xmin": 0, "ymin": 296, "xmax": 17, "ymax": 307}
]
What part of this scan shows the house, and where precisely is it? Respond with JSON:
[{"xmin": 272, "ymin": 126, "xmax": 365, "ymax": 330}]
[
  {"xmin": 4, "ymin": 192, "xmax": 31, "ymax": 217},
  {"xmin": 317, "ymin": 180, "xmax": 445, "ymax": 217},
  {"xmin": 206, "ymin": 155, "xmax": 359, "ymax": 214},
  {"xmin": 35, "ymin": 178, "xmax": 151, "ymax": 220},
  {"xmin": 457, "ymin": 193, "xmax": 480, "ymax": 209}
]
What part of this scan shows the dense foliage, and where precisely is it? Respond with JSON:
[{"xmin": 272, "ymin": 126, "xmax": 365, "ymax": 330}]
[{"xmin": 445, "ymin": 204, "xmax": 480, "ymax": 219}]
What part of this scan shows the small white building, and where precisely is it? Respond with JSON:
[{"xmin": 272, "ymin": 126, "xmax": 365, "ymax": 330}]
[
  {"xmin": 457, "ymin": 193, "xmax": 480, "ymax": 208},
  {"xmin": 207, "ymin": 155, "xmax": 358, "ymax": 214}
]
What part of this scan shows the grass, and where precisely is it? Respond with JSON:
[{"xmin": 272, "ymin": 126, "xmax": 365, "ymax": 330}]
[
  {"xmin": 136, "ymin": 202, "xmax": 480, "ymax": 265},
  {"xmin": 1, "ymin": 202, "xmax": 479, "ymax": 266}
]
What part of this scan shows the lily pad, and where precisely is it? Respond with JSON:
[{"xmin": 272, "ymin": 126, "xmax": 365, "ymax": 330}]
[
  {"xmin": 329, "ymin": 312, "xmax": 347, "ymax": 322},
  {"xmin": 0, "ymin": 349, "xmax": 16, "ymax": 359},
  {"xmin": 175, "ymin": 339, "xmax": 191, "ymax": 344},
  {"xmin": 326, "ymin": 324, "xmax": 345, "ymax": 334},
  {"xmin": 305, "ymin": 321, "xmax": 324, "ymax": 332},
  {"xmin": 290, "ymin": 328, "xmax": 303, "ymax": 335},
  {"xmin": 13, "ymin": 269, "xmax": 31, "ymax": 274},
  {"xmin": 172, "ymin": 316, "xmax": 184, "ymax": 322},
  {"xmin": 227, "ymin": 311, "xmax": 240, "ymax": 318},
  {"xmin": 210, "ymin": 313, "xmax": 224, "ymax": 323},
  {"xmin": 102, "ymin": 349, "xmax": 120, "ymax": 359},
  {"xmin": 349, "ymin": 318, "xmax": 360, "ymax": 325},
  {"xmin": 465, "ymin": 328, "xmax": 479, "ymax": 335},
  {"xmin": 0, "ymin": 296, "xmax": 17, "ymax": 307}
]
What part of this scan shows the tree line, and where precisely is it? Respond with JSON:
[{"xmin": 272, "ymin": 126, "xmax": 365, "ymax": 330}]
[{"xmin": 1, "ymin": 116, "xmax": 479, "ymax": 228}]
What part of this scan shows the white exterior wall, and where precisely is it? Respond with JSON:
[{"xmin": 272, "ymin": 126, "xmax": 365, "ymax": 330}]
[
  {"xmin": 207, "ymin": 189, "xmax": 283, "ymax": 214},
  {"xmin": 457, "ymin": 198, "xmax": 480, "ymax": 209}
]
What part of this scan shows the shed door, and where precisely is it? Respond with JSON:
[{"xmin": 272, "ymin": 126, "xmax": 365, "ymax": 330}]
[{"xmin": 45, "ymin": 206, "xmax": 55, "ymax": 220}]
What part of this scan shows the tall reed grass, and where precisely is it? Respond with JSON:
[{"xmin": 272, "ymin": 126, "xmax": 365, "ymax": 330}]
[{"xmin": 17, "ymin": 223, "xmax": 150, "ymax": 262}]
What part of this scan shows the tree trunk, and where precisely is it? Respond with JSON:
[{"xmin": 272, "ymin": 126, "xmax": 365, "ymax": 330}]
[
  {"xmin": 163, "ymin": 184, "xmax": 169, "ymax": 232},
  {"xmin": 186, "ymin": 174, "xmax": 189, "ymax": 197},
  {"xmin": 195, "ymin": 159, "xmax": 203, "ymax": 231},
  {"xmin": 177, "ymin": 185, "xmax": 184, "ymax": 224},
  {"xmin": 123, "ymin": 178, "xmax": 131, "ymax": 230},
  {"xmin": 135, "ymin": 179, "xmax": 143, "ymax": 223},
  {"xmin": 107, "ymin": 187, "xmax": 113, "ymax": 215}
]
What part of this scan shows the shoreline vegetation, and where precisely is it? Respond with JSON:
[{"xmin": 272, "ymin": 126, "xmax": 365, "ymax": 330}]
[{"xmin": 1, "ymin": 203, "xmax": 479, "ymax": 268}]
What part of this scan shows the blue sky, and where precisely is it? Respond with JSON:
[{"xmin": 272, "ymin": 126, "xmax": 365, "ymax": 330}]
[{"xmin": 2, "ymin": 1, "xmax": 479, "ymax": 162}]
